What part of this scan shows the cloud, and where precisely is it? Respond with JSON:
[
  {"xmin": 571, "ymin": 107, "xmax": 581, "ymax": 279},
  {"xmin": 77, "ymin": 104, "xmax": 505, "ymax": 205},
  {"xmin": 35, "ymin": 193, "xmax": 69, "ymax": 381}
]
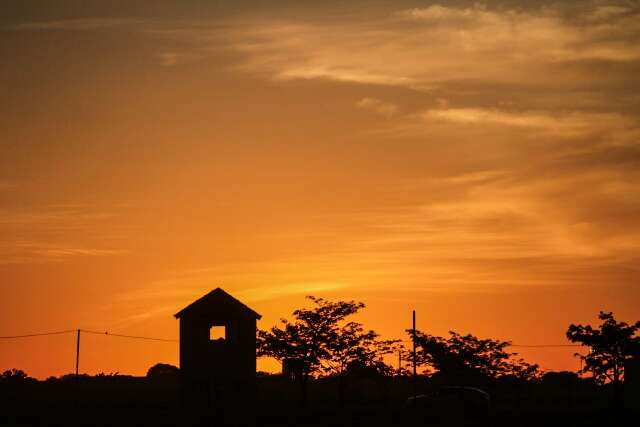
[
  {"xmin": 341, "ymin": 164, "xmax": 640, "ymax": 289},
  {"xmin": 108, "ymin": 305, "xmax": 178, "ymax": 329},
  {"xmin": 0, "ymin": 209, "xmax": 114, "ymax": 229},
  {"xmin": 110, "ymin": 267, "xmax": 350, "ymax": 329},
  {"xmin": 356, "ymin": 97, "xmax": 398, "ymax": 117},
  {"xmin": 586, "ymin": 5, "xmax": 633, "ymax": 21},
  {"xmin": 9, "ymin": 18, "xmax": 140, "ymax": 31},
  {"xmin": 418, "ymin": 108, "xmax": 637, "ymax": 140},
  {"xmin": 155, "ymin": 51, "xmax": 203, "ymax": 67},
  {"xmin": 0, "ymin": 206, "xmax": 125, "ymax": 264},
  {"xmin": 0, "ymin": 241, "xmax": 124, "ymax": 264},
  {"xmin": 4, "ymin": 1, "xmax": 636, "ymax": 296},
  {"xmin": 223, "ymin": 3, "xmax": 640, "ymax": 92},
  {"xmin": 434, "ymin": 170, "xmax": 507, "ymax": 185},
  {"xmin": 237, "ymin": 281, "xmax": 348, "ymax": 302},
  {"xmin": 117, "ymin": 264, "xmax": 351, "ymax": 305}
]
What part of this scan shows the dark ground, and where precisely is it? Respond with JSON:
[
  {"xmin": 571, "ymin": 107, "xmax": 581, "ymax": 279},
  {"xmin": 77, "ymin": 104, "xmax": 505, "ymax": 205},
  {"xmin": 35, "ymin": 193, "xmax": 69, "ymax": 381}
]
[{"xmin": 1, "ymin": 374, "xmax": 638, "ymax": 426}]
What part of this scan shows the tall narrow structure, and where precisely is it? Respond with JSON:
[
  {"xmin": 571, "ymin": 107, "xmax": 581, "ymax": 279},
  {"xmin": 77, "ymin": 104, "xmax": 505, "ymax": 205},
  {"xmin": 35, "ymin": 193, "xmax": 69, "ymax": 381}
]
[{"xmin": 174, "ymin": 288, "xmax": 262, "ymax": 383}]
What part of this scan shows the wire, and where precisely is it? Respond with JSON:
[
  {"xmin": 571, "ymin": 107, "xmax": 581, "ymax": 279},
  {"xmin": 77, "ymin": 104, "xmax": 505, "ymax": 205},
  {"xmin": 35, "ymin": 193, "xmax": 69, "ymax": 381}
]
[
  {"xmin": 0, "ymin": 331, "xmax": 580, "ymax": 347},
  {"xmin": 511, "ymin": 344, "xmax": 581, "ymax": 348},
  {"xmin": 0, "ymin": 330, "xmax": 77, "ymax": 339},
  {"xmin": 81, "ymin": 329, "xmax": 178, "ymax": 343},
  {"xmin": 396, "ymin": 339, "xmax": 580, "ymax": 348}
]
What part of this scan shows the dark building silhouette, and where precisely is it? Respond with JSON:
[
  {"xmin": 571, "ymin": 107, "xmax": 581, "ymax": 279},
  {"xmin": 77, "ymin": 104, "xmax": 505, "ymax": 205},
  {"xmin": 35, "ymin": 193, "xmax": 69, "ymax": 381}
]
[{"xmin": 174, "ymin": 288, "xmax": 262, "ymax": 384}]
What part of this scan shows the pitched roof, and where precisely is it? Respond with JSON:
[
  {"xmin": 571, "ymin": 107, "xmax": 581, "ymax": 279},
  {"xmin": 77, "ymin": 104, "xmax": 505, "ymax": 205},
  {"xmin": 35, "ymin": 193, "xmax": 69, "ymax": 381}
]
[{"xmin": 174, "ymin": 287, "xmax": 262, "ymax": 320}]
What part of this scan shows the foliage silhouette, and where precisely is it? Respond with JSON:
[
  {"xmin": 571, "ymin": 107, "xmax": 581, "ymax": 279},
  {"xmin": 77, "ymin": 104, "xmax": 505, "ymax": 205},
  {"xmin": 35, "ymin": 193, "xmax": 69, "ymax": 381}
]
[
  {"xmin": 0, "ymin": 368, "xmax": 35, "ymax": 389},
  {"xmin": 567, "ymin": 311, "xmax": 640, "ymax": 384},
  {"xmin": 1, "ymin": 368, "xmax": 29, "ymax": 382},
  {"xmin": 2, "ymin": 305, "xmax": 639, "ymax": 426},
  {"xmin": 566, "ymin": 311, "xmax": 640, "ymax": 404},
  {"xmin": 410, "ymin": 330, "xmax": 540, "ymax": 384},
  {"xmin": 146, "ymin": 363, "xmax": 179, "ymax": 380},
  {"xmin": 257, "ymin": 296, "xmax": 399, "ymax": 405}
]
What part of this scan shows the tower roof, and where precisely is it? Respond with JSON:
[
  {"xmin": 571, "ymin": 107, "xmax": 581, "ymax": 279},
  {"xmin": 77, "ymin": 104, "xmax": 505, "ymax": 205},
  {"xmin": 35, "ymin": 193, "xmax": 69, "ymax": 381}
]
[{"xmin": 174, "ymin": 288, "xmax": 262, "ymax": 320}]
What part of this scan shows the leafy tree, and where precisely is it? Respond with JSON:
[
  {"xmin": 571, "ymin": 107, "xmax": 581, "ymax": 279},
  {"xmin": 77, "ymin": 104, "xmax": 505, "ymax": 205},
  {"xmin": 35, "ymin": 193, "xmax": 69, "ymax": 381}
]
[
  {"xmin": 566, "ymin": 311, "xmax": 640, "ymax": 402},
  {"xmin": 502, "ymin": 356, "xmax": 542, "ymax": 382},
  {"xmin": 257, "ymin": 296, "xmax": 396, "ymax": 405},
  {"xmin": 0, "ymin": 369, "xmax": 35, "ymax": 389},
  {"xmin": 146, "ymin": 363, "xmax": 179, "ymax": 380},
  {"xmin": 0, "ymin": 368, "xmax": 29, "ymax": 382},
  {"xmin": 411, "ymin": 331, "xmax": 539, "ymax": 384},
  {"xmin": 324, "ymin": 321, "xmax": 399, "ymax": 377},
  {"xmin": 96, "ymin": 371, "xmax": 120, "ymax": 377},
  {"xmin": 323, "ymin": 320, "xmax": 400, "ymax": 404}
]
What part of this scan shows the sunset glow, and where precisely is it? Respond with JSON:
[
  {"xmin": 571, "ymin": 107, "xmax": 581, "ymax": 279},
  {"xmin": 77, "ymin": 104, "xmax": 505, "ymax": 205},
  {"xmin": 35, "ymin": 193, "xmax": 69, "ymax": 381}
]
[{"xmin": 1, "ymin": 1, "xmax": 639, "ymax": 379}]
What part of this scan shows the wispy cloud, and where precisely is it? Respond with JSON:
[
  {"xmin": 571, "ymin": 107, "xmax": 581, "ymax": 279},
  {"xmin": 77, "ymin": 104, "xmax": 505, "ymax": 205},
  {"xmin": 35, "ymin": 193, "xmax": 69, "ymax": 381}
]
[
  {"xmin": 417, "ymin": 108, "xmax": 638, "ymax": 141},
  {"xmin": 223, "ymin": 3, "xmax": 640, "ymax": 91},
  {"xmin": 0, "ymin": 241, "xmax": 124, "ymax": 264},
  {"xmin": 0, "ymin": 205, "xmax": 126, "ymax": 264},
  {"xmin": 111, "ymin": 269, "xmax": 350, "ymax": 328},
  {"xmin": 357, "ymin": 98, "xmax": 399, "ymax": 118},
  {"xmin": 0, "ymin": 208, "xmax": 115, "ymax": 229},
  {"xmin": 107, "ymin": 305, "xmax": 178, "ymax": 329},
  {"xmin": 155, "ymin": 51, "xmax": 201, "ymax": 67},
  {"xmin": 117, "ymin": 266, "xmax": 351, "ymax": 305},
  {"xmin": 9, "ymin": 18, "xmax": 141, "ymax": 31}
]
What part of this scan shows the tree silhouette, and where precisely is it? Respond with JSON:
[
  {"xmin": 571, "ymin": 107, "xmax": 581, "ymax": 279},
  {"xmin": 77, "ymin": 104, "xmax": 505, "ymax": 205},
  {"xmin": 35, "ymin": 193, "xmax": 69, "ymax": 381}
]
[
  {"xmin": 257, "ymin": 296, "xmax": 397, "ymax": 405},
  {"xmin": 324, "ymin": 320, "xmax": 401, "ymax": 375},
  {"xmin": 411, "ymin": 331, "xmax": 539, "ymax": 384},
  {"xmin": 323, "ymin": 318, "xmax": 399, "ymax": 405},
  {"xmin": 0, "ymin": 369, "xmax": 29, "ymax": 383},
  {"xmin": 566, "ymin": 311, "xmax": 640, "ymax": 404},
  {"xmin": 502, "ymin": 356, "xmax": 542, "ymax": 381},
  {"xmin": 146, "ymin": 363, "xmax": 179, "ymax": 381},
  {"xmin": 0, "ymin": 369, "xmax": 35, "ymax": 391}
]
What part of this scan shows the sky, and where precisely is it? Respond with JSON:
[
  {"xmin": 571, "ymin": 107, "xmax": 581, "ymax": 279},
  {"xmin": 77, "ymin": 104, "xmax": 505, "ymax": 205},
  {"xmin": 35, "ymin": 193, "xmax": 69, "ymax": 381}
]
[{"xmin": 1, "ymin": 0, "xmax": 639, "ymax": 378}]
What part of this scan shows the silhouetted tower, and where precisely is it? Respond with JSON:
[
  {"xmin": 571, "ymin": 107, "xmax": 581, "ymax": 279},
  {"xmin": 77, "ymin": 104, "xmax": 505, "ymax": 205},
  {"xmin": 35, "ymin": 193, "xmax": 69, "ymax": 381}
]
[{"xmin": 174, "ymin": 288, "xmax": 262, "ymax": 383}]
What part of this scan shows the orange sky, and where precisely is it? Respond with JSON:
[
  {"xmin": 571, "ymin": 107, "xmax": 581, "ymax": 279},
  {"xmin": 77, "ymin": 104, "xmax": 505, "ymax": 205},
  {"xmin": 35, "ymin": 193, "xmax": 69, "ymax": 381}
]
[{"xmin": 1, "ymin": 0, "xmax": 639, "ymax": 378}]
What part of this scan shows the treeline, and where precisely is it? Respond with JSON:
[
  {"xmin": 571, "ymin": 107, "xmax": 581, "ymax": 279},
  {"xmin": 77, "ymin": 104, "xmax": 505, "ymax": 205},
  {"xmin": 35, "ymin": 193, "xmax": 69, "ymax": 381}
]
[
  {"xmin": 256, "ymin": 296, "xmax": 640, "ymax": 404},
  {"xmin": 2, "ymin": 297, "xmax": 638, "ymax": 400}
]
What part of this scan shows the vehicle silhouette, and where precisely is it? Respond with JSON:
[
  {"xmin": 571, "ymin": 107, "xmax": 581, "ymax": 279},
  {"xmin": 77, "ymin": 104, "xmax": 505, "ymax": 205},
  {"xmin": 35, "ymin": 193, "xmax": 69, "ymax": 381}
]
[{"xmin": 404, "ymin": 386, "xmax": 490, "ymax": 424}]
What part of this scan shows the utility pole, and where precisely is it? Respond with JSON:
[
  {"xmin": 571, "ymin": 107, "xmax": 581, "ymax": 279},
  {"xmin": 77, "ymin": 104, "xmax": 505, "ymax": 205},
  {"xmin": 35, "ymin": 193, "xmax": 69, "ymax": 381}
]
[
  {"xmin": 412, "ymin": 310, "xmax": 417, "ymax": 404},
  {"xmin": 75, "ymin": 329, "xmax": 80, "ymax": 379}
]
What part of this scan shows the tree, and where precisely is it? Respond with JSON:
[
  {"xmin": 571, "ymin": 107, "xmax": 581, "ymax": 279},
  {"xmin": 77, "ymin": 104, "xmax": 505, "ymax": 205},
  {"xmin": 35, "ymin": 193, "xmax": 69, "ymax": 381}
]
[
  {"xmin": 146, "ymin": 363, "xmax": 179, "ymax": 382},
  {"xmin": 0, "ymin": 369, "xmax": 35, "ymax": 389},
  {"xmin": 502, "ymin": 356, "xmax": 542, "ymax": 382},
  {"xmin": 0, "ymin": 369, "xmax": 29, "ymax": 383},
  {"xmin": 257, "ymin": 296, "xmax": 396, "ymax": 405},
  {"xmin": 411, "ymin": 331, "xmax": 539, "ymax": 384},
  {"xmin": 323, "ymin": 320, "xmax": 399, "ymax": 405},
  {"xmin": 324, "ymin": 321, "xmax": 399, "ymax": 376},
  {"xmin": 566, "ymin": 311, "xmax": 640, "ymax": 402}
]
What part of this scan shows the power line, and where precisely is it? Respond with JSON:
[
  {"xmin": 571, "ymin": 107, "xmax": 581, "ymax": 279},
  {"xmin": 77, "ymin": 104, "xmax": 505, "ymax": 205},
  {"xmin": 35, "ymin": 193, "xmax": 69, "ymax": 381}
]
[
  {"xmin": 511, "ymin": 344, "xmax": 581, "ymax": 348},
  {"xmin": 0, "ymin": 329, "xmax": 177, "ymax": 342},
  {"xmin": 1, "ymin": 330, "xmax": 580, "ymax": 347},
  {"xmin": 396, "ymin": 339, "xmax": 580, "ymax": 348},
  {"xmin": 0, "ymin": 330, "xmax": 77, "ymax": 339},
  {"xmin": 81, "ymin": 329, "xmax": 178, "ymax": 343}
]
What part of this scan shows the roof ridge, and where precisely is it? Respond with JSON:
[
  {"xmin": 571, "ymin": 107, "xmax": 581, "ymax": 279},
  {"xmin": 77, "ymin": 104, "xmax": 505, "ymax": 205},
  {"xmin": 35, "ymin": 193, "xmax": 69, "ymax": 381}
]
[{"xmin": 174, "ymin": 287, "xmax": 262, "ymax": 319}]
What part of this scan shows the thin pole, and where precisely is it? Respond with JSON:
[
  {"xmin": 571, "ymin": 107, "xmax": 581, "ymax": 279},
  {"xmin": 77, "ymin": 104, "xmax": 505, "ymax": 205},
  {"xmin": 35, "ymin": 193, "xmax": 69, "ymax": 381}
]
[
  {"xmin": 75, "ymin": 329, "xmax": 80, "ymax": 379},
  {"xmin": 398, "ymin": 349, "xmax": 402, "ymax": 374},
  {"xmin": 579, "ymin": 357, "xmax": 582, "ymax": 377},
  {"xmin": 412, "ymin": 310, "xmax": 417, "ymax": 403}
]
